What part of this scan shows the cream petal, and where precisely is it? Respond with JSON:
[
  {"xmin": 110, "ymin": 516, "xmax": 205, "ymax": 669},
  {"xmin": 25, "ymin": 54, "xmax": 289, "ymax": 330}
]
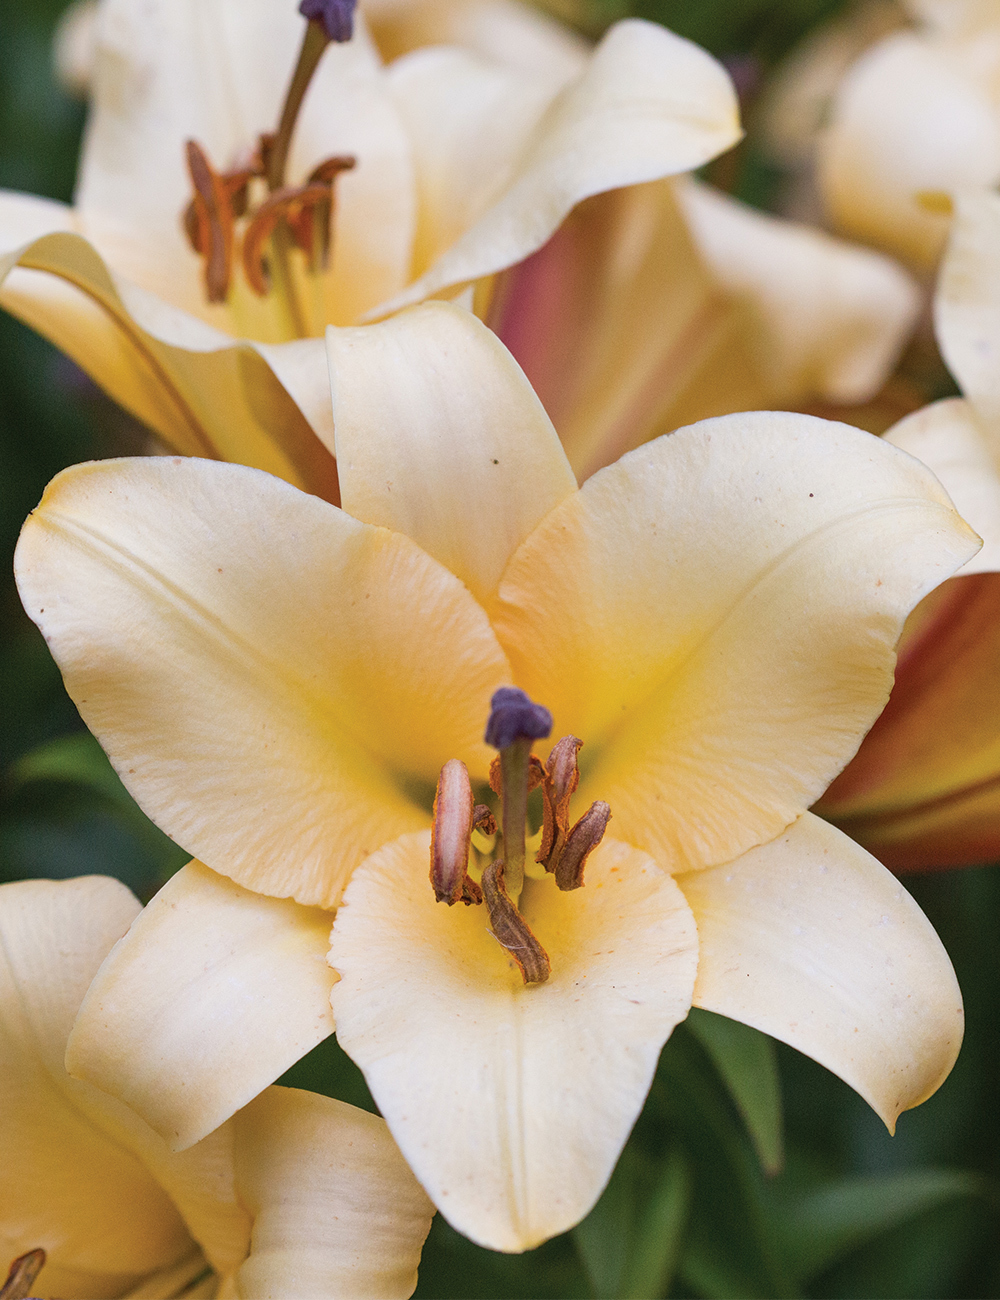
[
  {"xmin": 679, "ymin": 813, "xmax": 963, "ymax": 1130},
  {"xmin": 818, "ymin": 569, "xmax": 1000, "ymax": 854},
  {"xmin": 677, "ymin": 179, "xmax": 921, "ymax": 404},
  {"xmin": 935, "ymin": 189, "xmax": 1000, "ymax": 441},
  {"xmin": 0, "ymin": 877, "xmax": 194, "ymax": 1287},
  {"xmin": 66, "ymin": 862, "xmax": 336, "ymax": 1151},
  {"xmin": 0, "ymin": 233, "xmax": 340, "ymax": 499},
  {"xmin": 330, "ymin": 832, "xmax": 698, "ymax": 1252},
  {"xmin": 488, "ymin": 179, "xmax": 769, "ymax": 481},
  {"xmin": 329, "ymin": 302, "xmax": 575, "ymax": 607},
  {"xmin": 233, "ymin": 1087, "xmax": 434, "ymax": 1299},
  {"xmin": 0, "ymin": 190, "xmax": 76, "ymax": 244},
  {"xmin": 884, "ymin": 398, "xmax": 1000, "ymax": 574},
  {"xmin": 15, "ymin": 457, "xmax": 510, "ymax": 907},
  {"xmin": 364, "ymin": 0, "xmax": 589, "ymax": 79},
  {"xmin": 817, "ymin": 30, "xmax": 1000, "ymax": 269},
  {"xmin": 374, "ymin": 18, "xmax": 740, "ymax": 312},
  {"xmin": 493, "ymin": 411, "xmax": 980, "ymax": 874}
]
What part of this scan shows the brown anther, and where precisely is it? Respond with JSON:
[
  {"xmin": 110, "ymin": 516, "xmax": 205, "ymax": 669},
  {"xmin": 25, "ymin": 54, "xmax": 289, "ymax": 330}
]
[
  {"xmin": 304, "ymin": 156, "xmax": 355, "ymax": 271},
  {"xmin": 183, "ymin": 140, "xmax": 237, "ymax": 302},
  {"xmin": 430, "ymin": 759, "xmax": 482, "ymax": 906},
  {"xmin": 554, "ymin": 800, "xmax": 611, "ymax": 891},
  {"xmin": 537, "ymin": 735, "xmax": 582, "ymax": 871},
  {"xmin": 481, "ymin": 860, "xmax": 550, "ymax": 984},
  {"xmin": 241, "ymin": 182, "xmax": 334, "ymax": 295},
  {"xmin": 489, "ymin": 753, "xmax": 544, "ymax": 797},
  {"xmin": 473, "ymin": 803, "xmax": 497, "ymax": 836},
  {"xmin": 1, "ymin": 1249, "xmax": 45, "ymax": 1300}
]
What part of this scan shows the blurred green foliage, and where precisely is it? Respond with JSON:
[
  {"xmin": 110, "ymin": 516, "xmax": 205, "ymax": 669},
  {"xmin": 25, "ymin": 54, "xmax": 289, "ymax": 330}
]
[{"xmin": 2, "ymin": 0, "xmax": 999, "ymax": 1296}]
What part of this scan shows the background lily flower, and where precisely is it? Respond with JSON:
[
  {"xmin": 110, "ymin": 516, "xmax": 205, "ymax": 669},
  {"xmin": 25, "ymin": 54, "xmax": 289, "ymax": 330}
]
[
  {"xmin": 14, "ymin": 303, "xmax": 975, "ymax": 1252},
  {"xmin": 816, "ymin": 0, "xmax": 1000, "ymax": 270},
  {"xmin": 0, "ymin": 873, "xmax": 434, "ymax": 1299},
  {"xmin": 0, "ymin": 0, "xmax": 741, "ymax": 497},
  {"xmin": 817, "ymin": 187, "xmax": 1000, "ymax": 870}
]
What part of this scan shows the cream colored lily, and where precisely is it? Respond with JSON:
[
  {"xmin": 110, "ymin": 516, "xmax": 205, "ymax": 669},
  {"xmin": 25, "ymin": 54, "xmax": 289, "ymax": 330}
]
[
  {"xmin": 0, "ymin": 0, "xmax": 740, "ymax": 495},
  {"xmin": 15, "ymin": 304, "xmax": 974, "ymax": 1252},
  {"xmin": 818, "ymin": 187, "xmax": 1000, "ymax": 868},
  {"xmin": 817, "ymin": 0, "xmax": 1000, "ymax": 270},
  {"xmin": 0, "ymin": 874, "xmax": 433, "ymax": 1299},
  {"xmin": 7, "ymin": 0, "xmax": 922, "ymax": 487}
]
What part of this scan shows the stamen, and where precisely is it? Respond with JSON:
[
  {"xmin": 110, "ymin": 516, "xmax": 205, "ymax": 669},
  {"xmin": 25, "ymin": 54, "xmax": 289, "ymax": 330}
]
[
  {"xmin": 537, "ymin": 734, "xmax": 582, "ymax": 872},
  {"xmin": 485, "ymin": 687, "xmax": 552, "ymax": 898},
  {"xmin": 430, "ymin": 759, "xmax": 483, "ymax": 906},
  {"xmin": 0, "ymin": 1250, "xmax": 45, "ymax": 1300},
  {"xmin": 554, "ymin": 800, "xmax": 611, "ymax": 891},
  {"xmin": 184, "ymin": 141, "xmax": 236, "ymax": 302},
  {"xmin": 482, "ymin": 860, "xmax": 551, "ymax": 985},
  {"xmin": 242, "ymin": 182, "xmax": 338, "ymax": 296}
]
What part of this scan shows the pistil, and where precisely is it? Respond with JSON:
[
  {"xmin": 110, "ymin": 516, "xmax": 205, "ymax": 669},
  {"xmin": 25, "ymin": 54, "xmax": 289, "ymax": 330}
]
[{"xmin": 485, "ymin": 687, "xmax": 553, "ymax": 898}]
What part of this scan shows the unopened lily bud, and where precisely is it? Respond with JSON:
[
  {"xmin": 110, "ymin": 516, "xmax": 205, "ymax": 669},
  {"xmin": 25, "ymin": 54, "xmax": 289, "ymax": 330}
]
[
  {"xmin": 555, "ymin": 801, "xmax": 611, "ymax": 891},
  {"xmin": 484, "ymin": 687, "xmax": 552, "ymax": 750},
  {"xmin": 299, "ymin": 0, "xmax": 356, "ymax": 42}
]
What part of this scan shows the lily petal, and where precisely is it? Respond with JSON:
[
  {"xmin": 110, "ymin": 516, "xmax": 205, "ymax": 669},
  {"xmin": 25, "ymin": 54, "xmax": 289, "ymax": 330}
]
[
  {"xmin": 679, "ymin": 812, "xmax": 963, "ymax": 1130},
  {"xmin": 493, "ymin": 412, "xmax": 980, "ymax": 873},
  {"xmin": 0, "ymin": 233, "xmax": 340, "ymax": 499},
  {"xmin": 817, "ymin": 569, "xmax": 1000, "ymax": 863},
  {"xmin": 329, "ymin": 302, "xmax": 575, "ymax": 607},
  {"xmin": 0, "ymin": 877, "xmax": 191, "ymax": 1290},
  {"xmin": 364, "ymin": 0, "xmax": 589, "ymax": 79},
  {"xmin": 66, "ymin": 862, "xmax": 335, "ymax": 1151},
  {"xmin": 233, "ymin": 1087, "xmax": 434, "ymax": 1298},
  {"xmin": 677, "ymin": 179, "xmax": 920, "ymax": 405},
  {"xmin": 15, "ymin": 457, "xmax": 510, "ymax": 907},
  {"xmin": 884, "ymin": 398, "xmax": 1000, "ymax": 574},
  {"xmin": 817, "ymin": 30, "xmax": 1000, "ymax": 268},
  {"xmin": 375, "ymin": 19, "xmax": 741, "ymax": 312},
  {"xmin": 329, "ymin": 831, "xmax": 698, "ymax": 1251},
  {"xmin": 0, "ymin": 877, "xmax": 251, "ymax": 1284},
  {"xmin": 935, "ymin": 188, "xmax": 1000, "ymax": 443},
  {"xmin": 489, "ymin": 179, "xmax": 768, "ymax": 481}
]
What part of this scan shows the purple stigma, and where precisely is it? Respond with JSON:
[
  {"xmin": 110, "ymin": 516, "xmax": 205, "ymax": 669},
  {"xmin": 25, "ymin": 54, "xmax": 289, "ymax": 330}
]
[
  {"xmin": 485, "ymin": 688, "xmax": 552, "ymax": 750},
  {"xmin": 299, "ymin": 0, "xmax": 355, "ymax": 42}
]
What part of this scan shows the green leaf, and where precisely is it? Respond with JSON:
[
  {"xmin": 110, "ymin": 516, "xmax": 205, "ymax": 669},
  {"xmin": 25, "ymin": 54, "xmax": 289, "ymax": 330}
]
[
  {"xmin": 9, "ymin": 729, "xmax": 127, "ymax": 803},
  {"xmin": 775, "ymin": 1169, "xmax": 985, "ymax": 1282},
  {"xmin": 620, "ymin": 1148, "xmax": 692, "ymax": 1300},
  {"xmin": 686, "ymin": 1008, "xmax": 783, "ymax": 1173},
  {"xmin": 574, "ymin": 1144, "xmax": 692, "ymax": 1300}
]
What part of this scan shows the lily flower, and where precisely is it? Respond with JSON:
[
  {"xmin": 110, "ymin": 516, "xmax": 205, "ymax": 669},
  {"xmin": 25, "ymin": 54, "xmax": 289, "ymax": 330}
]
[
  {"xmin": 817, "ymin": 0, "xmax": 1000, "ymax": 270},
  {"xmin": 0, "ymin": 0, "xmax": 741, "ymax": 497},
  {"xmin": 3, "ymin": 0, "xmax": 922, "ymax": 489},
  {"xmin": 817, "ymin": 187, "xmax": 1000, "ymax": 869},
  {"xmin": 14, "ymin": 303, "xmax": 975, "ymax": 1251},
  {"xmin": 0, "ymin": 873, "xmax": 433, "ymax": 1299}
]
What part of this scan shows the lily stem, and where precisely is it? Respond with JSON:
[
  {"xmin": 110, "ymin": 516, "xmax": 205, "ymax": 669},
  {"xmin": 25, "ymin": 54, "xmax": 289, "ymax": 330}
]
[{"xmin": 500, "ymin": 737, "xmax": 531, "ymax": 899}]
